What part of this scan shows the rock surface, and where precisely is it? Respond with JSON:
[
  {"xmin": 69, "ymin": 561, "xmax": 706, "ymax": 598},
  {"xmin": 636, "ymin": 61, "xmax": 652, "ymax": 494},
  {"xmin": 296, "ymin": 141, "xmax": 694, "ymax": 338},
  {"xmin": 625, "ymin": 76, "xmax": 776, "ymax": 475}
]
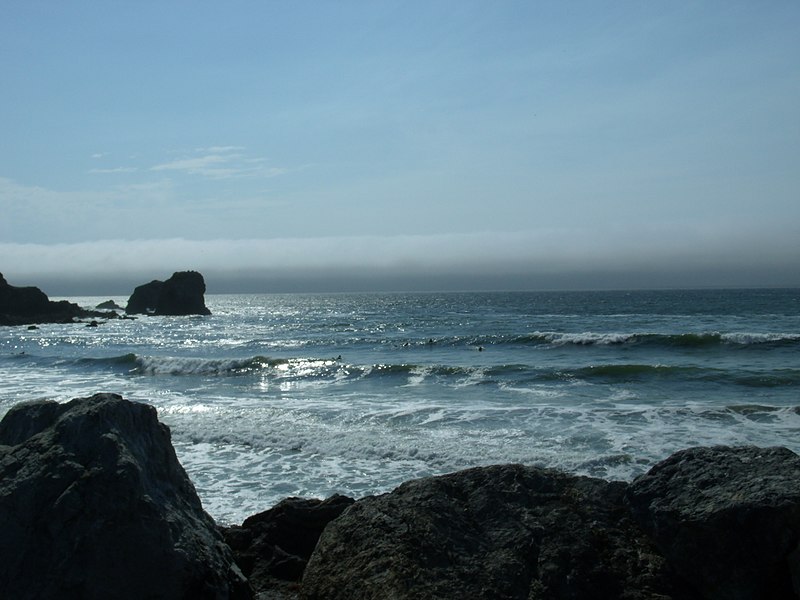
[
  {"xmin": 222, "ymin": 495, "xmax": 354, "ymax": 597},
  {"xmin": 626, "ymin": 446, "xmax": 800, "ymax": 600},
  {"xmin": 126, "ymin": 271, "xmax": 211, "ymax": 316},
  {"xmin": 303, "ymin": 450, "xmax": 800, "ymax": 599},
  {"xmin": 302, "ymin": 464, "xmax": 683, "ymax": 600},
  {"xmin": 0, "ymin": 393, "xmax": 250, "ymax": 600},
  {"xmin": 0, "ymin": 272, "xmax": 86, "ymax": 326}
]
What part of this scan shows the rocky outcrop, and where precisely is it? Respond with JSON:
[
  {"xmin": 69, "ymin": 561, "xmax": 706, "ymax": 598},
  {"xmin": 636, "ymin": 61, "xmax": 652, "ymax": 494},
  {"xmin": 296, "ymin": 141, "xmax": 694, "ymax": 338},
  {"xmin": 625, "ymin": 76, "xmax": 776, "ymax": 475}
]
[
  {"xmin": 222, "ymin": 495, "xmax": 354, "ymax": 597},
  {"xmin": 0, "ymin": 393, "xmax": 250, "ymax": 600},
  {"xmin": 0, "ymin": 272, "xmax": 86, "ymax": 326},
  {"xmin": 126, "ymin": 271, "xmax": 211, "ymax": 316},
  {"xmin": 626, "ymin": 446, "xmax": 800, "ymax": 600},
  {"xmin": 303, "ymin": 448, "xmax": 800, "ymax": 599},
  {"xmin": 302, "ymin": 465, "xmax": 683, "ymax": 600},
  {"xmin": 96, "ymin": 299, "xmax": 123, "ymax": 310},
  {"xmin": 1, "ymin": 390, "xmax": 798, "ymax": 600}
]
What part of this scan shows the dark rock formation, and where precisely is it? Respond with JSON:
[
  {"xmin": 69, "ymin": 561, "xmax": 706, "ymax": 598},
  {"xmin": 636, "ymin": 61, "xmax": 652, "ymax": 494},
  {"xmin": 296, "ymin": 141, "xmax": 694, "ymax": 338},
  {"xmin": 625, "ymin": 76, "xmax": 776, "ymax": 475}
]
[
  {"xmin": 125, "ymin": 279, "xmax": 164, "ymax": 314},
  {"xmin": 0, "ymin": 393, "xmax": 250, "ymax": 600},
  {"xmin": 626, "ymin": 446, "xmax": 800, "ymax": 600},
  {"xmin": 302, "ymin": 464, "xmax": 683, "ymax": 600},
  {"xmin": 303, "ymin": 449, "xmax": 800, "ymax": 599},
  {"xmin": 126, "ymin": 271, "xmax": 211, "ymax": 316},
  {"xmin": 1, "ymin": 389, "xmax": 798, "ymax": 600},
  {"xmin": 0, "ymin": 272, "xmax": 85, "ymax": 326},
  {"xmin": 222, "ymin": 495, "xmax": 354, "ymax": 596},
  {"xmin": 96, "ymin": 299, "xmax": 123, "ymax": 310}
]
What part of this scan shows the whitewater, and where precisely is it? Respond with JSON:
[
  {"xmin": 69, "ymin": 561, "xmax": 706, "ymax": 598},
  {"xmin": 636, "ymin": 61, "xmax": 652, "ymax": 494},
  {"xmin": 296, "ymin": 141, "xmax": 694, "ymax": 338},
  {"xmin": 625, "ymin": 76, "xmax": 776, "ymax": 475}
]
[{"xmin": 1, "ymin": 289, "xmax": 799, "ymax": 524}]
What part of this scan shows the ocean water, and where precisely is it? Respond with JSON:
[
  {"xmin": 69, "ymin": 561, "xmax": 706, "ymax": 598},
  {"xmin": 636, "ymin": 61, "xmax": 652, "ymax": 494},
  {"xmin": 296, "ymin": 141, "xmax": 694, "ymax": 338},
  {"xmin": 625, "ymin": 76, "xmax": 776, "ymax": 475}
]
[{"xmin": 2, "ymin": 289, "xmax": 799, "ymax": 525}]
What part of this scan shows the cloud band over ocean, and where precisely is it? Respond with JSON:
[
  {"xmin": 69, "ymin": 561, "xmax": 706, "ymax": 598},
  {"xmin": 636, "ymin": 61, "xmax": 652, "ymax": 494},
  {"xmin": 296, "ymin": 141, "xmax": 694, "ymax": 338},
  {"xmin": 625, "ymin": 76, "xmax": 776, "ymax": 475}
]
[{"xmin": 3, "ymin": 225, "xmax": 798, "ymax": 294}]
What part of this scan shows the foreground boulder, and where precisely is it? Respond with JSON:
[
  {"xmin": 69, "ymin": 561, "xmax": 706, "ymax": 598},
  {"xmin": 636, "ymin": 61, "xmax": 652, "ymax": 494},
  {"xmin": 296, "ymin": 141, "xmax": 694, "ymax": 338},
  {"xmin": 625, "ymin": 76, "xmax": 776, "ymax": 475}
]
[
  {"xmin": 0, "ymin": 393, "xmax": 249, "ymax": 600},
  {"xmin": 302, "ymin": 464, "xmax": 683, "ymax": 600},
  {"xmin": 303, "ymin": 450, "xmax": 800, "ymax": 599},
  {"xmin": 627, "ymin": 446, "xmax": 800, "ymax": 600},
  {"xmin": 0, "ymin": 272, "xmax": 86, "ymax": 326},
  {"xmin": 126, "ymin": 270, "xmax": 211, "ymax": 316}
]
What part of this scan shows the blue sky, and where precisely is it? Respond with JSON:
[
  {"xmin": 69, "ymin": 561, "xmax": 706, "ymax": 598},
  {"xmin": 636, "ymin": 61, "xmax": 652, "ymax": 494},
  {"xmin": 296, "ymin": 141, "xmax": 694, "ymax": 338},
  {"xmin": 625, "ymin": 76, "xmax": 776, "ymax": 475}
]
[{"xmin": 2, "ymin": 1, "xmax": 799, "ymax": 293}]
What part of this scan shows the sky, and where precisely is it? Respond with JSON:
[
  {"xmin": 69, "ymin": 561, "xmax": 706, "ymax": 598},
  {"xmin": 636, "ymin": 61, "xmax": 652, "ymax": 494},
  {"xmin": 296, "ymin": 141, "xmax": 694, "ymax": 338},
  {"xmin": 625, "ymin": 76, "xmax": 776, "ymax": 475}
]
[{"xmin": 2, "ymin": 1, "xmax": 799, "ymax": 294}]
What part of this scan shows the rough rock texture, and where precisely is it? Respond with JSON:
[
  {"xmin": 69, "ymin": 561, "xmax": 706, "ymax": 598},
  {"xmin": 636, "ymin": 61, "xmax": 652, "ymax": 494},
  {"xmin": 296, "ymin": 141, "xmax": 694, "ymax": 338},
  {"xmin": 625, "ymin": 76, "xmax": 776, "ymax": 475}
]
[
  {"xmin": 302, "ymin": 464, "xmax": 683, "ymax": 600},
  {"xmin": 222, "ymin": 495, "xmax": 354, "ymax": 596},
  {"xmin": 0, "ymin": 393, "xmax": 250, "ymax": 600},
  {"xmin": 0, "ymin": 272, "xmax": 86, "ymax": 325},
  {"xmin": 303, "ymin": 450, "xmax": 800, "ymax": 599},
  {"xmin": 126, "ymin": 271, "xmax": 211, "ymax": 316},
  {"xmin": 626, "ymin": 446, "xmax": 800, "ymax": 600}
]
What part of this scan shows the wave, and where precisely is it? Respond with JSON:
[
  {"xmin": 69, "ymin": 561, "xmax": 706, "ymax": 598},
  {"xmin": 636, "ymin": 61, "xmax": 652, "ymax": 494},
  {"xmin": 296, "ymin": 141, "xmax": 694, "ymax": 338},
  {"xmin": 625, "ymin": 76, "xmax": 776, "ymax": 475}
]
[
  {"xmin": 548, "ymin": 364, "xmax": 800, "ymax": 388},
  {"xmin": 128, "ymin": 355, "xmax": 332, "ymax": 377},
  {"xmin": 491, "ymin": 331, "xmax": 800, "ymax": 349},
  {"xmin": 46, "ymin": 353, "xmax": 294, "ymax": 377},
  {"xmin": 347, "ymin": 361, "xmax": 800, "ymax": 389},
  {"xmin": 15, "ymin": 350, "xmax": 800, "ymax": 390}
]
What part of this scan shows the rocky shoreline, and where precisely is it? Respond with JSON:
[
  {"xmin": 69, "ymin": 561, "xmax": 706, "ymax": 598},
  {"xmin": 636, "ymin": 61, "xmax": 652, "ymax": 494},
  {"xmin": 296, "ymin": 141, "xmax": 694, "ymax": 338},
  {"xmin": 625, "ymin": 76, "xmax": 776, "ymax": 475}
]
[{"xmin": 0, "ymin": 393, "xmax": 798, "ymax": 599}]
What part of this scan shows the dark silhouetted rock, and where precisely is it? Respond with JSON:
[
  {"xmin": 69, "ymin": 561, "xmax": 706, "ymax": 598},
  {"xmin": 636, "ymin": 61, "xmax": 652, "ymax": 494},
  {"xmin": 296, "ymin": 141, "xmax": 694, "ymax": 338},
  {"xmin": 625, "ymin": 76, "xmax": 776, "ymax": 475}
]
[
  {"xmin": 0, "ymin": 393, "xmax": 250, "ymax": 600},
  {"xmin": 125, "ymin": 279, "xmax": 165, "ymax": 314},
  {"xmin": 96, "ymin": 299, "xmax": 123, "ymax": 310},
  {"xmin": 302, "ymin": 464, "xmax": 681, "ymax": 600},
  {"xmin": 126, "ymin": 271, "xmax": 211, "ymax": 316},
  {"xmin": 222, "ymin": 495, "xmax": 354, "ymax": 596},
  {"xmin": 0, "ymin": 272, "xmax": 86, "ymax": 326},
  {"xmin": 301, "ymin": 448, "xmax": 800, "ymax": 599},
  {"xmin": 626, "ymin": 445, "xmax": 800, "ymax": 600}
]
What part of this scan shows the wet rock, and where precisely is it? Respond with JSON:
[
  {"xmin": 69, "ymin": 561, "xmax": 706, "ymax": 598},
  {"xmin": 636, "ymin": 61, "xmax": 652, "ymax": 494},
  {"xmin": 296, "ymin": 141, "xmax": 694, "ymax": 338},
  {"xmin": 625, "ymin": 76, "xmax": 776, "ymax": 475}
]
[
  {"xmin": 126, "ymin": 271, "xmax": 211, "ymax": 316},
  {"xmin": 0, "ymin": 393, "xmax": 250, "ymax": 600},
  {"xmin": 626, "ymin": 445, "xmax": 800, "ymax": 599}
]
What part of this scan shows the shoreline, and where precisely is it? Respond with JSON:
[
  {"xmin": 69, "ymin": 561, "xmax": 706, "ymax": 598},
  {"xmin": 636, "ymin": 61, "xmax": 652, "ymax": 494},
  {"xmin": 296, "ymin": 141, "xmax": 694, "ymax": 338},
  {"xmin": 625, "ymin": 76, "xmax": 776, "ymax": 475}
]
[{"xmin": 1, "ymin": 393, "xmax": 799, "ymax": 599}]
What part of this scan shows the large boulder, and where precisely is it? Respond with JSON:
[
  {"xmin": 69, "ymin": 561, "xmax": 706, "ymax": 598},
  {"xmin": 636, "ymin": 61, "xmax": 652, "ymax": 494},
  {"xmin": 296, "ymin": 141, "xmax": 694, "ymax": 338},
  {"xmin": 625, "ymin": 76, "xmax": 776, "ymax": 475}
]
[
  {"xmin": 126, "ymin": 271, "xmax": 211, "ymax": 316},
  {"xmin": 302, "ymin": 464, "xmax": 681, "ymax": 600},
  {"xmin": 0, "ymin": 272, "xmax": 86, "ymax": 326},
  {"xmin": 222, "ymin": 495, "xmax": 354, "ymax": 596},
  {"xmin": 626, "ymin": 446, "xmax": 800, "ymax": 600},
  {"xmin": 0, "ymin": 393, "xmax": 250, "ymax": 600}
]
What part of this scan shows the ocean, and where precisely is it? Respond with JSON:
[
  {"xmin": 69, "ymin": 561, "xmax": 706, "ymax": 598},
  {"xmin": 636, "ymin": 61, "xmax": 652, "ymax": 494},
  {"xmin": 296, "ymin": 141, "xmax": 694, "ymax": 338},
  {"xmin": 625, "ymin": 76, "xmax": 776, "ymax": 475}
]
[{"xmin": 2, "ymin": 288, "xmax": 799, "ymax": 525}]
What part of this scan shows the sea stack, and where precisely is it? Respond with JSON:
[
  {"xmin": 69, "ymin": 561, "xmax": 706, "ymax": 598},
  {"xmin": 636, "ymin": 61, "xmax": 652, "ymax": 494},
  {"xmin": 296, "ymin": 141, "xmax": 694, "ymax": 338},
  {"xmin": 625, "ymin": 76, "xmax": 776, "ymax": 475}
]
[{"xmin": 126, "ymin": 271, "xmax": 211, "ymax": 316}]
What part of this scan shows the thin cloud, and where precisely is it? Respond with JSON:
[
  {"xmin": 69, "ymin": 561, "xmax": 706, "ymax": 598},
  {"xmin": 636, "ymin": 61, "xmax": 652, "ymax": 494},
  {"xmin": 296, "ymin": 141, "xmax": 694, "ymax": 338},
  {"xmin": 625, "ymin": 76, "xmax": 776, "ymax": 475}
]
[
  {"xmin": 150, "ymin": 148, "xmax": 286, "ymax": 179},
  {"xmin": 195, "ymin": 145, "xmax": 246, "ymax": 153},
  {"xmin": 88, "ymin": 167, "xmax": 139, "ymax": 174}
]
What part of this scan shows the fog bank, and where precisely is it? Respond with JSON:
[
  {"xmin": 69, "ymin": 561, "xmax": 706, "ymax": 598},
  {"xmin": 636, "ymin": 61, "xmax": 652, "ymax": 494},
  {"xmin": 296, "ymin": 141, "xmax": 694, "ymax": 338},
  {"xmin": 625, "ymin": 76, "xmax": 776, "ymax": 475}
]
[{"xmin": 2, "ymin": 227, "xmax": 798, "ymax": 295}]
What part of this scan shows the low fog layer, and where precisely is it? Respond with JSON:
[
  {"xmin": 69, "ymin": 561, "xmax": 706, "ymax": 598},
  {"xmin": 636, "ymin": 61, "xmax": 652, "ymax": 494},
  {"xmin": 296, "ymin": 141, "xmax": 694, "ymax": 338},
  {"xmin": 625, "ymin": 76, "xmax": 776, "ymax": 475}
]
[{"xmin": 3, "ymin": 225, "xmax": 798, "ymax": 295}]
